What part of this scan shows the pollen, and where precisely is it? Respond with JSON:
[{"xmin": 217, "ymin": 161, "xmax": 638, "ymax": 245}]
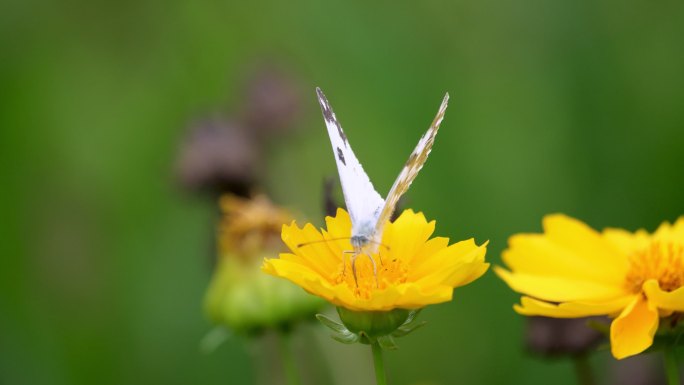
[
  {"xmin": 333, "ymin": 254, "xmax": 409, "ymax": 299},
  {"xmin": 624, "ymin": 241, "xmax": 684, "ymax": 293}
]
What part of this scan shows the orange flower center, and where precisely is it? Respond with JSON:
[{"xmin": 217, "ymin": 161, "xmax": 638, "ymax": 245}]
[
  {"xmin": 624, "ymin": 241, "xmax": 684, "ymax": 293},
  {"xmin": 332, "ymin": 254, "xmax": 408, "ymax": 299}
]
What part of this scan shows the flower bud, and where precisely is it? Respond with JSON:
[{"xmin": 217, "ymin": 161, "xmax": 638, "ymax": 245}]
[
  {"xmin": 525, "ymin": 316, "xmax": 606, "ymax": 357},
  {"xmin": 204, "ymin": 194, "xmax": 325, "ymax": 335}
]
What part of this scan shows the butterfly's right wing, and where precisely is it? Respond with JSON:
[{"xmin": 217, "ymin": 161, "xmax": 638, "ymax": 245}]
[
  {"xmin": 373, "ymin": 93, "xmax": 449, "ymax": 240},
  {"xmin": 316, "ymin": 88, "xmax": 384, "ymax": 232}
]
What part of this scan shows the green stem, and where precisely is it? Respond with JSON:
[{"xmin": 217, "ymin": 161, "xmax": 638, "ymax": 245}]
[
  {"xmin": 664, "ymin": 345, "xmax": 681, "ymax": 385},
  {"xmin": 572, "ymin": 354, "xmax": 595, "ymax": 385},
  {"xmin": 278, "ymin": 332, "xmax": 300, "ymax": 385},
  {"xmin": 371, "ymin": 342, "xmax": 387, "ymax": 385}
]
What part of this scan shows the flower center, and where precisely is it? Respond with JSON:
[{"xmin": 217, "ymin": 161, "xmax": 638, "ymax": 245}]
[
  {"xmin": 624, "ymin": 241, "xmax": 684, "ymax": 293},
  {"xmin": 332, "ymin": 254, "xmax": 408, "ymax": 299}
]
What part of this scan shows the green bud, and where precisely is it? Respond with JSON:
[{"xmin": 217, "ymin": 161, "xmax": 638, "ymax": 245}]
[
  {"xmin": 204, "ymin": 253, "xmax": 325, "ymax": 335},
  {"xmin": 204, "ymin": 194, "xmax": 325, "ymax": 336}
]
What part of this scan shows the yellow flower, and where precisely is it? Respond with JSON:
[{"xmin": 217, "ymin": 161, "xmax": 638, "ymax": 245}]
[
  {"xmin": 262, "ymin": 209, "xmax": 489, "ymax": 312},
  {"xmin": 496, "ymin": 214, "xmax": 684, "ymax": 359}
]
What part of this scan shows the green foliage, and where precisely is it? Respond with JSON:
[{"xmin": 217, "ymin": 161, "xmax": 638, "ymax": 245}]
[{"xmin": 2, "ymin": 0, "xmax": 684, "ymax": 384}]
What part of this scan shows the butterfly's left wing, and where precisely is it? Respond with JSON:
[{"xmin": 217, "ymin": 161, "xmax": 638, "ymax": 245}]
[
  {"xmin": 373, "ymin": 93, "xmax": 449, "ymax": 241},
  {"xmin": 316, "ymin": 88, "xmax": 385, "ymax": 233}
]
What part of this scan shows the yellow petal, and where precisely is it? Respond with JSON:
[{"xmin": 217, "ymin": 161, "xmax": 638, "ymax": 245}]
[
  {"xmin": 447, "ymin": 260, "xmax": 490, "ymax": 288},
  {"xmin": 262, "ymin": 257, "xmax": 337, "ymax": 301},
  {"xmin": 503, "ymin": 233, "xmax": 623, "ymax": 286},
  {"xmin": 415, "ymin": 240, "xmax": 488, "ymax": 287},
  {"xmin": 602, "ymin": 228, "xmax": 650, "ymax": 257},
  {"xmin": 653, "ymin": 216, "xmax": 684, "ymax": 243},
  {"xmin": 610, "ymin": 295, "xmax": 659, "ymax": 359},
  {"xmin": 365, "ymin": 283, "xmax": 453, "ymax": 311},
  {"xmin": 390, "ymin": 284, "xmax": 453, "ymax": 309},
  {"xmin": 673, "ymin": 216, "xmax": 684, "ymax": 238},
  {"xmin": 281, "ymin": 224, "xmax": 339, "ymax": 279},
  {"xmin": 514, "ymin": 295, "xmax": 633, "ymax": 317},
  {"xmin": 382, "ymin": 210, "xmax": 436, "ymax": 264},
  {"xmin": 543, "ymin": 214, "xmax": 629, "ymax": 276},
  {"xmin": 404, "ymin": 236, "xmax": 451, "ymax": 278},
  {"xmin": 495, "ymin": 267, "xmax": 627, "ymax": 302},
  {"xmin": 324, "ymin": 209, "xmax": 353, "ymax": 243},
  {"xmin": 410, "ymin": 238, "xmax": 481, "ymax": 281},
  {"xmin": 643, "ymin": 279, "xmax": 684, "ymax": 312}
]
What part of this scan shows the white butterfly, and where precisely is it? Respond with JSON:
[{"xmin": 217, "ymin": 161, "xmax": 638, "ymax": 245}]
[{"xmin": 315, "ymin": 88, "xmax": 449, "ymax": 280}]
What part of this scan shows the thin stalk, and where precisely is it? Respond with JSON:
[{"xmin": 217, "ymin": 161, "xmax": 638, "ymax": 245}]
[
  {"xmin": 664, "ymin": 345, "xmax": 681, "ymax": 385},
  {"xmin": 371, "ymin": 342, "xmax": 387, "ymax": 385},
  {"xmin": 278, "ymin": 331, "xmax": 300, "ymax": 385},
  {"xmin": 572, "ymin": 354, "xmax": 595, "ymax": 385}
]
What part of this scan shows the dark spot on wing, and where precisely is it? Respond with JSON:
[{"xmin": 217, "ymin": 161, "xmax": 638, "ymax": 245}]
[
  {"xmin": 316, "ymin": 88, "xmax": 347, "ymax": 145},
  {"xmin": 316, "ymin": 88, "xmax": 335, "ymax": 122},
  {"xmin": 336, "ymin": 147, "xmax": 346, "ymax": 165},
  {"xmin": 335, "ymin": 122, "xmax": 348, "ymax": 145}
]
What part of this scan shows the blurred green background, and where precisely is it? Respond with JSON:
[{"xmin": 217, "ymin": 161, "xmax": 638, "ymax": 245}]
[{"xmin": 2, "ymin": 0, "xmax": 684, "ymax": 384}]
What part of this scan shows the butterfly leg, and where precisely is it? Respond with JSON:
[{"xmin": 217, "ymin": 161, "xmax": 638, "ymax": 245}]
[
  {"xmin": 365, "ymin": 254, "xmax": 379, "ymax": 288},
  {"xmin": 342, "ymin": 250, "xmax": 355, "ymax": 279},
  {"xmin": 349, "ymin": 252, "xmax": 373, "ymax": 288},
  {"xmin": 368, "ymin": 240, "xmax": 390, "ymax": 266},
  {"xmin": 349, "ymin": 252, "xmax": 360, "ymax": 288},
  {"xmin": 343, "ymin": 252, "xmax": 379, "ymax": 288}
]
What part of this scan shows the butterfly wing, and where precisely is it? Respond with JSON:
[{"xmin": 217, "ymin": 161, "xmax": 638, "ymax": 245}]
[
  {"xmin": 373, "ymin": 93, "xmax": 449, "ymax": 240},
  {"xmin": 316, "ymin": 88, "xmax": 384, "ymax": 235}
]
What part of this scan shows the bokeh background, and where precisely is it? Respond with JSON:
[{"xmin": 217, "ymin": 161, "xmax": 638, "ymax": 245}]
[{"xmin": 2, "ymin": 0, "xmax": 684, "ymax": 384}]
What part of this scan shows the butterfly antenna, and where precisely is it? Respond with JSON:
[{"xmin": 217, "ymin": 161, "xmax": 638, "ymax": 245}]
[{"xmin": 296, "ymin": 237, "xmax": 351, "ymax": 248}]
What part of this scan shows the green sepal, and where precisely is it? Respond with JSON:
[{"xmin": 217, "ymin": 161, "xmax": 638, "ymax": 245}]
[
  {"xmin": 392, "ymin": 321, "xmax": 427, "ymax": 338},
  {"xmin": 337, "ymin": 307, "xmax": 411, "ymax": 338},
  {"xmin": 404, "ymin": 309, "xmax": 422, "ymax": 325},
  {"xmin": 317, "ymin": 308, "xmax": 427, "ymax": 348},
  {"xmin": 316, "ymin": 313, "xmax": 348, "ymax": 333},
  {"xmin": 316, "ymin": 313, "xmax": 360, "ymax": 344},
  {"xmin": 377, "ymin": 335, "xmax": 398, "ymax": 350},
  {"xmin": 332, "ymin": 331, "xmax": 361, "ymax": 344},
  {"xmin": 199, "ymin": 327, "xmax": 231, "ymax": 354},
  {"xmin": 392, "ymin": 309, "xmax": 427, "ymax": 338},
  {"xmin": 643, "ymin": 333, "xmax": 684, "ymax": 354}
]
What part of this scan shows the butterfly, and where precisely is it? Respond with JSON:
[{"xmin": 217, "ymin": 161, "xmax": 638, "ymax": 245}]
[{"xmin": 315, "ymin": 88, "xmax": 449, "ymax": 282}]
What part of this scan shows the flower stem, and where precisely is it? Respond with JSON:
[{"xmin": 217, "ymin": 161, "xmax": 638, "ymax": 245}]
[
  {"xmin": 664, "ymin": 344, "xmax": 681, "ymax": 385},
  {"xmin": 572, "ymin": 354, "xmax": 595, "ymax": 385},
  {"xmin": 371, "ymin": 342, "xmax": 388, "ymax": 385},
  {"xmin": 278, "ymin": 331, "xmax": 300, "ymax": 385}
]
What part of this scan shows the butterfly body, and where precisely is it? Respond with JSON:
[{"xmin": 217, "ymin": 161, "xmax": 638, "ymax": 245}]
[
  {"xmin": 315, "ymin": 88, "xmax": 449, "ymax": 281},
  {"xmin": 351, "ymin": 231, "xmax": 373, "ymax": 255}
]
